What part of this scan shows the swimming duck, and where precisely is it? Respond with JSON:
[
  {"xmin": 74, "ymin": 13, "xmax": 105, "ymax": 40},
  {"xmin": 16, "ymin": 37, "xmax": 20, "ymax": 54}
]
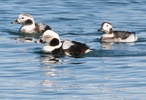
[
  {"xmin": 98, "ymin": 22, "xmax": 138, "ymax": 42},
  {"xmin": 37, "ymin": 30, "xmax": 91, "ymax": 56},
  {"xmin": 11, "ymin": 13, "xmax": 52, "ymax": 34}
]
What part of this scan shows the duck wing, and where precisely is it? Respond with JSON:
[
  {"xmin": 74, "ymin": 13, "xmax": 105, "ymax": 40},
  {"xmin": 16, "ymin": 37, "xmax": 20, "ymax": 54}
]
[
  {"xmin": 35, "ymin": 23, "xmax": 52, "ymax": 33},
  {"xmin": 114, "ymin": 31, "xmax": 135, "ymax": 39},
  {"xmin": 62, "ymin": 40, "xmax": 90, "ymax": 56}
]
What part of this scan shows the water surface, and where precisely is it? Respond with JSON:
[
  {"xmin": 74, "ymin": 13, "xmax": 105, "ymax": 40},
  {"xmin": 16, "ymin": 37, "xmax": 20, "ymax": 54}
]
[{"xmin": 1, "ymin": 0, "xmax": 146, "ymax": 100}]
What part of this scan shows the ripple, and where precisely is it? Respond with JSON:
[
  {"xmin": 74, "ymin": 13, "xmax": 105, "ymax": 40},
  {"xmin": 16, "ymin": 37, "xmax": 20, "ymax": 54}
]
[
  {"xmin": 57, "ymin": 17, "xmax": 79, "ymax": 21},
  {"xmin": 1, "ymin": 0, "xmax": 146, "ymax": 100}
]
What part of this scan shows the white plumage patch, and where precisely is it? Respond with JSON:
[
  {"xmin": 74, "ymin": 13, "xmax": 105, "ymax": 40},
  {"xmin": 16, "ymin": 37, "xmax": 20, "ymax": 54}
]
[
  {"xmin": 64, "ymin": 52, "xmax": 71, "ymax": 56},
  {"xmin": 42, "ymin": 42, "xmax": 62, "ymax": 53},
  {"xmin": 37, "ymin": 23, "xmax": 47, "ymax": 31},
  {"xmin": 117, "ymin": 34, "xmax": 138, "ymax": 42},
  {"xmin": 85, "ymin": 49, "xmax": 92, "ymax": 53},
  {"xmin": 20, "ymin": 24, "xmax": 36, "ymax": 33},
  {"xmin": 102, "ymin": 33, "xmax": 114, "ymax": 38},
  {"xmin": 43, "ymin": 30, "xmax": 60, "ymax": 40},
  {"xmin": 102, "ymin": 23, "xmax": 113, "ymax": 32},
  {"xmin": 42, "ymin": 46, "xmax": 55, "ymax": 53},
  {"xmin": 62, "ymin": 40, "xmax": 74, "ymax": 49}
]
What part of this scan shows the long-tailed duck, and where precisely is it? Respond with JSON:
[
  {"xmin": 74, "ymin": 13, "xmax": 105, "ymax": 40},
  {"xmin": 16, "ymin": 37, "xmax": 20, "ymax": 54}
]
[
  {"xmin": 11, "ymin": 13, "xmax": 52, "ymax": 34},
  {"xmin": 37, "ymin": 30, "xmax": 91, "ymax": 57},
  {"xmin": 98, "ymin": 22, "xmax": 138, "ymax": 42}
]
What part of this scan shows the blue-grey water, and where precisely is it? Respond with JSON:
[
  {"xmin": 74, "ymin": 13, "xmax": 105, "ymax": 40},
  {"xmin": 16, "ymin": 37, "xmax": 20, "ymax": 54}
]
[{"xmin": 1, "ymin": 0, "xmax": 146, "ymax": 100}]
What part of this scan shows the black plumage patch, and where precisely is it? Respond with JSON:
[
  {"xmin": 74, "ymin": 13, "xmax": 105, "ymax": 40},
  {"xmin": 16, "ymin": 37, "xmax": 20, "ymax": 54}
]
[
  {"xmin": 52, "ymin": 47, "xmax": 64, "ymax": 56},
  {"xmin": 41, "ymin": 25, "xmax": 52, "ymax": 33},
  {"xmin": 50, "ymin": 38, "xmax": 59, "ymax": 46},
  {"xmin": 109, "ymin": 28, "xmax": 113, "ymax": 34},
  {"xmin": 64, "ymin": 41, "xmax": 89, "ymax": 56},
  {"xmin": 25, "ymin": 19, "xmax": 33, "ymax": 25},
  {"xmin": 45, "ymin": 25, "xmax": 52, "ymax": 30},
  {"xmin": 39, "ymin": 39, "xmax": 46, "ymax": 44}
]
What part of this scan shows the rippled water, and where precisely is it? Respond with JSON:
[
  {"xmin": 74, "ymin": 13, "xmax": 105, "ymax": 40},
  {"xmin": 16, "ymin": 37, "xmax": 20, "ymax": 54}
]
[{"xmin": 1, "ymin": 0, "xmax": 146, "ymax": 100}]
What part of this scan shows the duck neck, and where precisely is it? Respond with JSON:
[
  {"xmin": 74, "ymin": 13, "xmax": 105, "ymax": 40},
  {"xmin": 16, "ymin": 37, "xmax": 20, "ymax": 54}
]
[
  {"xmin": 44, "ymin": 42, "xmax": 62, "ymax": 52},
  {"xmin": 102, "ymin": 32, "xmax": 114, "ymax": 38}
]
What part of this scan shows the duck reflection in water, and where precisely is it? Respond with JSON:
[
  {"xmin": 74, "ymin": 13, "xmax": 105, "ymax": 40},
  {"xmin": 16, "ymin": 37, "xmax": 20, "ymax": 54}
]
[
  {"xmin": 100, "ymin": 42, "xmax": 114, "ymax": 49},
  {"xmin": 39, "ymin": 54, "xmax": 61, "ymax": 65}
]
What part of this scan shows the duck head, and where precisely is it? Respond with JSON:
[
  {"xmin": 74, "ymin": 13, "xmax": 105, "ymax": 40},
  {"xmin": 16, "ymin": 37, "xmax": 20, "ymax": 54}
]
[
  {"xmin": 37, "ymin": 30, "xmax": 62, "ymax": 52},
  {"xmin": 98, "ymin": 22, "xmax": 113, "ymax": 34},
  {"xmin": 11, "ymin": 13, "xmax": 34, "ymax": 25}
]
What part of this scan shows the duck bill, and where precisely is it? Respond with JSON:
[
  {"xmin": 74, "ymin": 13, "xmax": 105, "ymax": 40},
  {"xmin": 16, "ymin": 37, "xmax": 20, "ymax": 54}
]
[
  {"xmin": 98, "ymin": 28, "xmax": 103, "ymax": 32},
  {"xmin": 11, "ymin": 19, "xmax": 20, "ymax": 24},
  {"xmin": 36, "ymin": 39, "xmax": 46, "ymax": 44}
]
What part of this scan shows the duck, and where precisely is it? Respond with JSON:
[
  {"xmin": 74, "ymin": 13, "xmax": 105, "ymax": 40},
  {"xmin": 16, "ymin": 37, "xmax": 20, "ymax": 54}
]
[
  {"xmin": 37, "ymin": 30, "xmax": 91, "ymax": 57},
  {"xmin": 11, "ymin": 13, "xmax": 52, "ymax": 34},
  {"xmin": 98, "ymin": 22, "xmax": 138, "ymax": 43}
]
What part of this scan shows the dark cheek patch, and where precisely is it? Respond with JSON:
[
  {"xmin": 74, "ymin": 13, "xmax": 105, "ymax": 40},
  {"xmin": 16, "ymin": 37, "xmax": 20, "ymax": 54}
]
[
  {"xmin": 109, "ymin": 28, "xmax": 113, "ymax": 34},
  {"xmin": 50, "ymin": 38, "xmax": 59, "ymax": 46},
  {"xmin": 25, "ymin": 19, "xmax": 33, "ymax": 25}
]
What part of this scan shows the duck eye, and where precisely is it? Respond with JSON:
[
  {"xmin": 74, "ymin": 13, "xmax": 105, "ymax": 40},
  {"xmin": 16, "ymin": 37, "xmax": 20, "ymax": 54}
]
[
  {"xmin": 22, "ymin": 17, "xmax": 24, "ymax": 19},
  {"xmin": 106, "ymin": 25, "xmax": 108, "ymax": 27},
  {"xmin": 46, "ymin": 36, "xmax": 50, "ymax": 39}
]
